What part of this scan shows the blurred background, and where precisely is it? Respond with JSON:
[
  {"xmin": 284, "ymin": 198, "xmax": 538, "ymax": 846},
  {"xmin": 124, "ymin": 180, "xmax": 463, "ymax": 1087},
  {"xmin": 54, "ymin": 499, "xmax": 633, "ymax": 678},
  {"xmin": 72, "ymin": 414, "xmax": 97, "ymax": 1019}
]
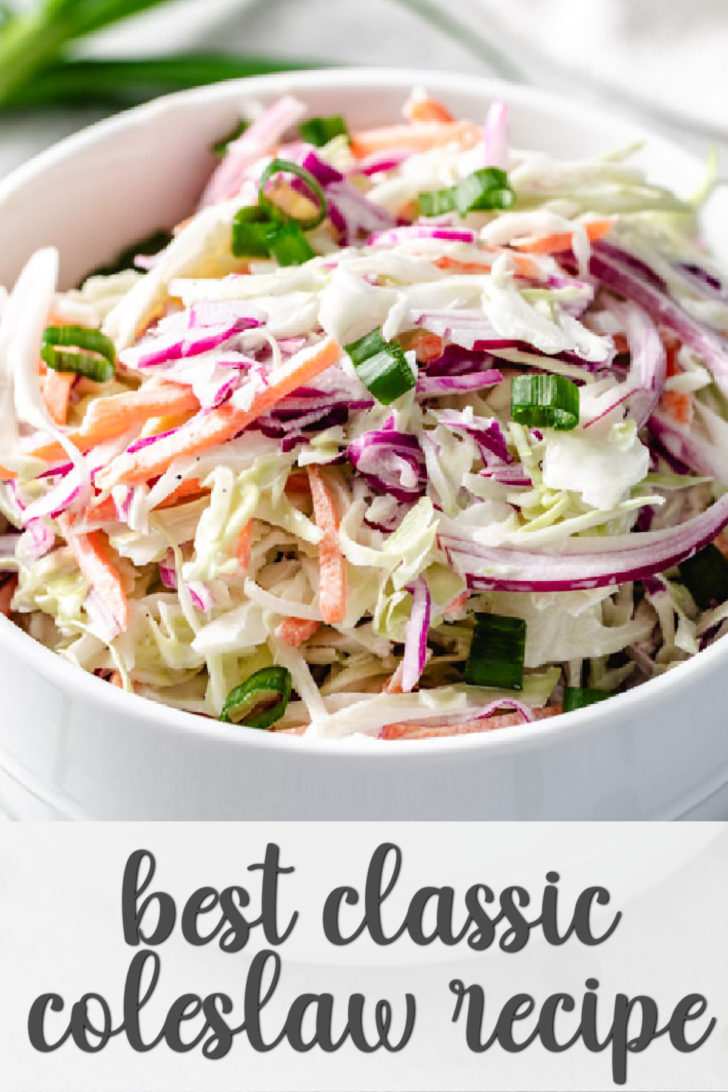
[{"xmin": 0, "ymin": 0, "xmax": 727, "ymax": 181}]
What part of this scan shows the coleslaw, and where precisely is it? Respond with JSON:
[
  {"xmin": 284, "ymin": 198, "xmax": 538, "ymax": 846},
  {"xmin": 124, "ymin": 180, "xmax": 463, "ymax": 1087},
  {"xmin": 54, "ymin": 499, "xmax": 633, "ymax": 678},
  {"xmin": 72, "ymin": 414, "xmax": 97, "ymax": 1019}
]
[{"xmin": 2, "ymin": 87, "xmax": 728, "ymax": 741}]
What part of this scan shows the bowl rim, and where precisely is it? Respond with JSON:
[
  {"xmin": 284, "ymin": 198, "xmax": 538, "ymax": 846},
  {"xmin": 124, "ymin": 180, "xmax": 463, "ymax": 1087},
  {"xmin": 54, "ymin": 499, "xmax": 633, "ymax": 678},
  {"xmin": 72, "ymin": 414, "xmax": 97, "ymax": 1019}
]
[{"xmin": 0, "ymin": 65, "xmax": 721, "ymax": 757}]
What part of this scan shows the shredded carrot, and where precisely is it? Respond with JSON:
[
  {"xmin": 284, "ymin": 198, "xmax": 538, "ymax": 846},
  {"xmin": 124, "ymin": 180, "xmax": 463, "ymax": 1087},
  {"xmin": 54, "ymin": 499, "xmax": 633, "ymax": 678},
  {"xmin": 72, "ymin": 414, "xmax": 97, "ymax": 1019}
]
[
  {"xmin": 661, "ymin": 328, "xmax": 682, "ymax": 374},
  {"xmin": 661, "ymin": 389, "xmax": 692, "ymax": 425},
  {"xmin": 81, "ymin": 495, "xmax": 117, "ymax": 523},
  {"xmin": 156, "ymin": 478, "xmax": 209, "ymax": 510},
  {"xmin": 41, "ymin": 370, "xmax": 76, "ymax": 426},
  {"xmin": 443, "ymin": 591, "xmax": 469, "ymax": 616},
  {"xmin": 380, "ymin": 705, "xmax": 562, "ymax": 741},
  {"xmin": 613, "ymin": 333, "xmax": 630, "ymax": 356},
  {"xmin": 109, "ymin": 671, "xmax": 124, "ymax": 688},
  {"xmin": 284, "ymin": 471, "xmax": 311, "ymax": 494},
  {"xmin": 276, "ymin": 705, "xmax": 563, "ymax": 740},
  {"xmin": 0, "ymin": 575, "xmax": 18, "ymax": 617},
  {"xmin": 95, "ymin": 338, "xmax": 342, "ymax": 490},
  {"xmin": 26, "ymin": 382, "xmax": 201, "ymax": 466},
  {"xmin": 404, "ymin": 97, "xmax": 455, "ymax": 124},
  {"xmin": 511, "ymin": 218, "xmax": 615, "ymax": 255},
  {"xmin": 58, "ymin": 514, "xmax": 129, "ymax": 631},
  {"xmin": 307, "ymin": 465, "xmax": 345, "ymax": 625},
  {"xmin": 410, "ymin": 331, "xmax": 444, "ymax": 363},
  {"xmin": 433, "ymin": 252, "xmax": 542, "ymax": 279},
  {"xmin": 81, "ymin": 476, "xmax": 208, "ymax": 524},
  {"xmin": 350, "ymin": 121, "xmax": 480, "ymax": 158},
  {"xmin": 235, "ymin": 519, "xmax": 254, "ymax": 574},
  {"xmin": 383, "ymin": 661, "xmax": 405, "ymax": 694},
  {"xmin": 275, "ymin": 617, "xmax": 321, "ymax": 647},
  {"xmin": 74, "ymin": 377, "xmax": 109, "ymax": 398},
  {"xmin": 713, "ymin": 530, "xmax": 728, "ymax": 559},
  {"xmin": 658, "ymin": 330, "xmax": 692, "ymax": 424},
  {"xmin": 396, "ymin": 199, "xmax": 417, "ymax": 221}
]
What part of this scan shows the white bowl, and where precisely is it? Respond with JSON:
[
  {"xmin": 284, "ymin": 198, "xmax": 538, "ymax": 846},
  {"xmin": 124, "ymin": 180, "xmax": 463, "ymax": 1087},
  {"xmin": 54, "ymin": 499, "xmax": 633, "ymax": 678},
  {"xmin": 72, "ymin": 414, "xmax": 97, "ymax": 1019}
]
[{"xmin": 1, "ymin": 68, "xmax": 728, "ymax": 820}]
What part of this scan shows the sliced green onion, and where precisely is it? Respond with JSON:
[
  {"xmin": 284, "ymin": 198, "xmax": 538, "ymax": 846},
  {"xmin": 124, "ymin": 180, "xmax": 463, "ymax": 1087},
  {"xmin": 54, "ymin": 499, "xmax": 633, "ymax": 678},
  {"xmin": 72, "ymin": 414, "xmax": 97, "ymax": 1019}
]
[
  {"xmin": 563, "ymin": 686, "xmax": 610, "ymax": 712},
  {"xmin": 213, "ymin": 118, "xmax": 249, "ymax": 158},
  {"xmin": 345, "ymin": 328, "xmax": 416, "ymax": 405},
  {"xmin": 258, "ymin": 157, "xmax": 327, "ymax": 230},
  {"xmin": 300, "ymin": 114, "xmax": 348, "ymax": 146},
  {"xmin": 266, "ymin": 220, "xmax": 316, "ymax": 266},
  {"xmin": 417, "ymin": 186, "xmax": 456, "ymax": 218},
  {"xmin": 464, "ymin": 613, "xmax": 526, "ymax": 690},
  {"xmin": 511, "ymin": 374, "xmax": 580, "ymax": 431},
  {"xmin": 232, "ymin": 209, "xmax": 316, "ymax": 265},
  {"xmin": 41, "ymin": 325, "xmax": 116, "ymax": 383},
  {"xmin": 419, "ymin": 167, "xmax": 515, "ymax": 218},
  {"xmin": 220, "ymin": 666, "xmax": 292, "ymax": 728},
  {"xmin": 232, "ymin": 205, "xmax": 275, "ymax": 258},
  {"xmin": 678, "ymin": 544, "xmax": 728, "ymax": 610}
]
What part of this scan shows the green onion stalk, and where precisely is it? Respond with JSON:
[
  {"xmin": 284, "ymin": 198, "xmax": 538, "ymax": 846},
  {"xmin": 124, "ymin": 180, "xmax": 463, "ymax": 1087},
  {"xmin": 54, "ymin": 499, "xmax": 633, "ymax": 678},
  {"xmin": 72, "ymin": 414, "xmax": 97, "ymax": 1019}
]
[
  {"xmin": 0, "ymin": 0, "xmax": 523, "ymax": 116},
  {"xmin": 0, "ymin": 0, "xmax": 319, "ymax": 111}
]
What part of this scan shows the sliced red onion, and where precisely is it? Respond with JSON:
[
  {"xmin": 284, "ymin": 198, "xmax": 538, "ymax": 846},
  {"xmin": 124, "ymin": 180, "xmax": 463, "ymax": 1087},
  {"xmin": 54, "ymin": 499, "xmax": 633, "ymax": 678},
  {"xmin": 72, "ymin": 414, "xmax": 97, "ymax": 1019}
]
[
  {"xmin": 259, "ymin": 400, "xmax": 351, "ymax": 439},
  {"xmin": 439, "ymin": 491, "xmax": 728, "ymax": 592},
  {"xmin": 416, "ymin": 368, "xmax": 503, "ymax": 396},
  {"xmin": 348, "ymin": 430, "xmax": 426, "ymax": 502},
  {"xmin": 401, "ymin": 578, "xmax": 432, "ymax": 692},
  {"xmin": 590, "ymin": 244, "xmax": 728, "ymax": 398},
  {"xmin": 22, "ymin": 466, "xmax": 84, "ymax": 521},
  {"xmin": 121, "ymin": 322, "xmax": 243, "ymax": 369},
  {"xmin": 274, "ymin": 384, "xmax": 373, "ymax": 412},
  {"xmin": 414, "ymin": 310, "xmax": 612, "ymax": 367},
  {"xmin": 583, "ymin": 300, "xmax": 666, "ymax": 429},
  {"xmin": 158, "ymin": 556, "xmax": 177, "ymax": 590},
  {"xmin": 300, "ymin": 149, "xmax": 344, "ymax": 186},
  {"xmin": 473, "ymin": 699, "xmax": 535, "ymax": 724},
  {"xmin": 413, "ymin": 308, "xmax": 511, "ymax": 350},
  {"xmin": 627, "ymin": 642, "xmax": 658, "ymax": 678},
  {"xmin": 542, "ymin": 273, "xmax": 594, "ymax": 318},
  {"xmin": 641, "ymin": 574, "xmax": 667, "ymax": 598},
  {"xmin": 483, "ymin": 100, "xmax": 509, "ymax": 169},
  {"xmin": 278, "ymin": 336, "xmax": 308, "ymax": 356},
  {"xmin": 112, "ymin": 486, "xmax": 134, "ymax": 522},
  {"xmin": 187, "ymin": 581, "xmax": 213, "ymax": 612},
  {"xmin": 425, "ymin": 345, "xmax": 497, "ymax": 377},
  {"xmin": 0, "ymin": 532, "xmax": 20, "ymax": 557},
  {"xmin": 275, "ymin": 139, "xmax": 310, "ymax": 161},
  {"xmin": 481, "ymin": 464, "xmax": 532, "ymax": 486},
  {"xmin": 368, "ymin": 224, "xmax": 476, "ymax": 247},
  {"xmin": 647, "ymin": 408, "xmax": 728, "ymax": 484},
  {"xmin": 438, "ymin": 409, "xmax": 513, "ymax": 464},
  {"xmin": 18, "ymin": 519, "xmax": 54, "ymax": 559},
  {"xmin": 676, "ymin": 261, "xmax": 727, "ymax": 299},
  {"xmin": 35, "ymin": 461, "xmax": 74, "ymax": 480},
  {"xmin": 84, "ymin": 588, "xmax": 123, "ymax": 644},
  {"xmin": 188, "ymin": 300, "xmax": 263, "ymax": 329},
  {"xmin": 127, "ymin": 426, "xmax": 184, "ymax": 455},
  {"xmin": 200, "ymin": 94, "xmax": 307, "ymax": 206},
  {"xmin": 7, "ymin": 479, "xmax": 25, "ymax": 511},
  {"xmin": 298, "ymin": 149, "xmax": 396, "ymax": 240},
  {"xmin": 348, "ymin": 150, "xmax": 411, "ymax": 176},
  {"xmin": 325, "ymin": 180, "xmax": 396, "ymax": 242},
  {"xmin": 207, "ymin": 374, "xmax": 240, "ymax": 409},
  {"xmin": 363, "ymin": 494, "xmax": 411, "ymax": 532},
  {"xmin": 595, "ymin": 241, "xmax": 666, "ymax": 289}
]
